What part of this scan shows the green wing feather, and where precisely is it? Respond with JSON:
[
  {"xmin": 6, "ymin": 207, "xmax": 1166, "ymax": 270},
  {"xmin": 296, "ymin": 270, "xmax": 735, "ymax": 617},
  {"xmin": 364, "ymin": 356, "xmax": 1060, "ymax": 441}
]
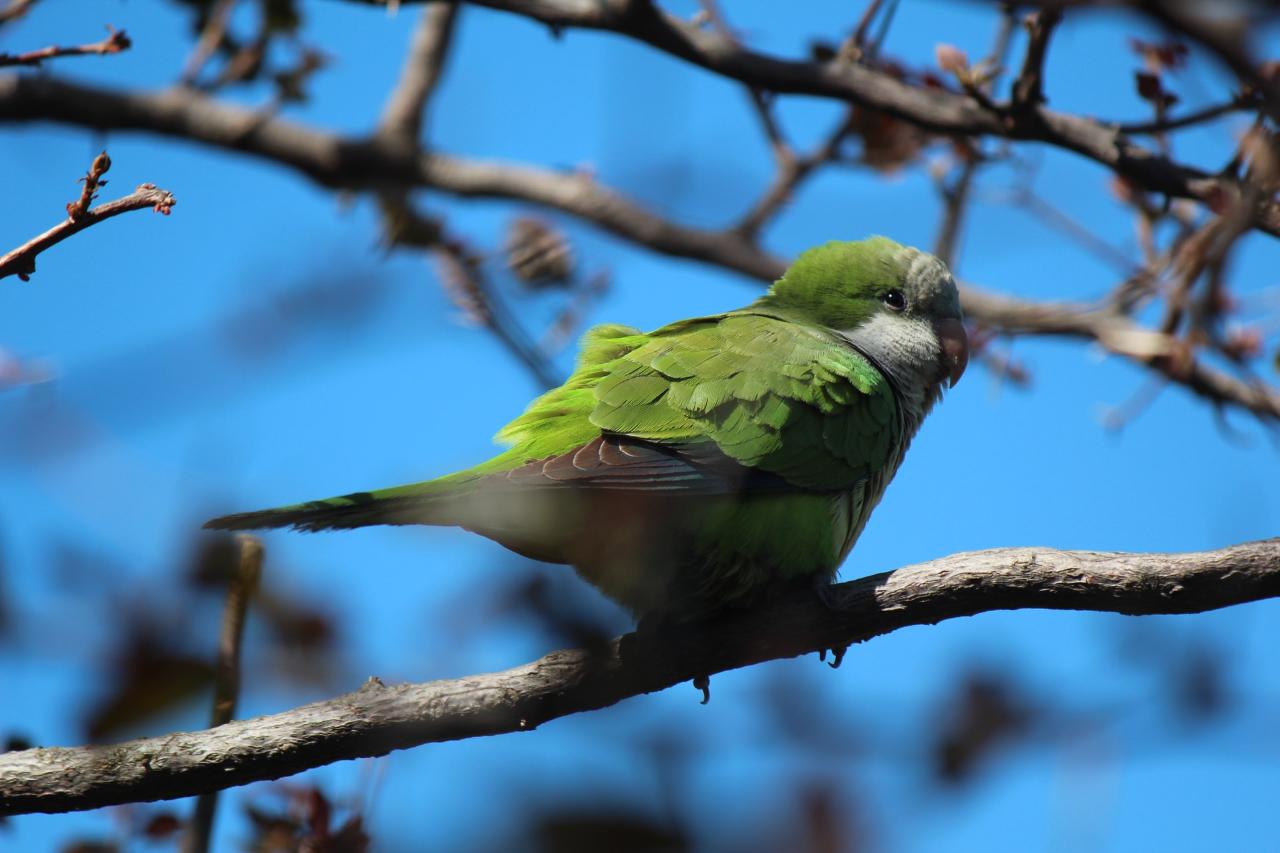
[{"xmin": 587, "ymin": 312, "xmax": 898, "ymax": 491}]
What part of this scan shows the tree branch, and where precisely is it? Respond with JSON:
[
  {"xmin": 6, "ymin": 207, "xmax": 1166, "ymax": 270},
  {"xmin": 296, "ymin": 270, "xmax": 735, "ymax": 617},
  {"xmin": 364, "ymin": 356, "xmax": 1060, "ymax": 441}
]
[
  {"xmin": 377, "ymin": 1, "xmax": 460, "ymax": 144},
  {"xmin": 1, "ymin": 75, "xmax": 1274, "ymax": 420},
  {"xmin": 184, "ymin": 536, "xmax": 262, "ymax": 853},
  {"xmin": 0, "ymin": 25, "xmax": 130, "ymax": 68},
  {"xmin": 416, "ymin": 0, "xmax": 1279, "ymax": 236},
  {"xmin": 0, "ymin": 74, "xmax": 786, "ymax": 279},
  {"xmin": 1011, "ymin": 8, "xmax": 1061, "ymax": 110},
  {"xmin": 961, "ymin": 284, "xmax": 1280, "ymax": 420},
  {"xmin": 0, "ymin": 0, "xmax": 38, "ymax": 26},
  {"xmin": 2, "ymin": 538, "xmax": 1277, "ymax": 816},
  {"xmin": 0, "ymin": 178, "xmax": 176, "ymax": 282}
]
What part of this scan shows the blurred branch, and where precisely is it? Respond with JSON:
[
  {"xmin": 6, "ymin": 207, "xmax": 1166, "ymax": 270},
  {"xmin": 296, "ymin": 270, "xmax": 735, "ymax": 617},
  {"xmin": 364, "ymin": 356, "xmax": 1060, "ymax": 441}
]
[
  {"xmin": 183, "ymin": 537, "xmax": 262, "ymax": 853},
  {"xmin": 178, "ymin": 0, "xmax": 237, "ymax": 86},
  {"xmin": 397, "ymin": 0, "xmax": 1280, "ymax": 236},
  {"xmin": 377, "ymin": 1, "xmax": 460, "ymax": 144},
  {"xmin": 734, "ymin": 108, "xmax": 855, "ymax": 240},
  {"xmin": 0, "ymin": 155, "xmax": 175, "ymax": 282},
  {"xmin": 377, "ymin": 194, "xmax": 562, "ymax": 387},
  {"xmin": 0, "ymin": 75, "xmax": 1274, "ymax": 420},
  {"xmin": 933, "ymin": 151, "xmax": 979, "ymax": 268},
  {"xmin": 1010, "ymin": 8, "xmax": 1061, "ymax": 110},
  {"xmin": 0, "ymin": 0, "xmax": 37, "ymax": 26},
  {"xmin": 0, "ymin": 75, "xmax": 785, "ymax": 279},
  {"xmin": 962, "ymin": 284, "xmax": 1280, "ymax": 420},
  {"xmin": 0, "ymin": 25, "xmax": 130, "ymax": 67},
  {"xmin": 1115, "ymin": 94, "xmax": 1254, "ymax": 136},
  {"xmin": 2, "ymin": 537, "xmax": 1277, "ymax": 816}
]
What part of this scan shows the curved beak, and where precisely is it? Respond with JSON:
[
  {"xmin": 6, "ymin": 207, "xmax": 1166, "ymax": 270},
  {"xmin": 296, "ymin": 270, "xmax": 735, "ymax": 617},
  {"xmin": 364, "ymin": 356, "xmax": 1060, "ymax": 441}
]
[{"xmin": 933, "ymin": 318, "xmax": 969, "ymax": 387}]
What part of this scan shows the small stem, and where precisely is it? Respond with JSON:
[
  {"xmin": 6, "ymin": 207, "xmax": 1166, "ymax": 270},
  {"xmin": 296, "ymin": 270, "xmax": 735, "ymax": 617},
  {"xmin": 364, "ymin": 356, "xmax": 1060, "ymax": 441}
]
[
  {"xmin": 183, "ymin": 536, "xmax": 264, "ymax": 853},
  {"xmin": 0, "ymin": 25, "xmax": 130, "ymax": 67},
  {"xmin": 0, "ymin": 182, "xmax": 176, "ymax": 282}
]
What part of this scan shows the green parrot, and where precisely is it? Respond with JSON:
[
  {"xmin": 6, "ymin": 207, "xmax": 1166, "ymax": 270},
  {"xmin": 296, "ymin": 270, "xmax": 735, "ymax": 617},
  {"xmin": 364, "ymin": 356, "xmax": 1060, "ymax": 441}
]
[{"xmin": 207, "ymin": 237, "xmax": 968, "ymax": 620}]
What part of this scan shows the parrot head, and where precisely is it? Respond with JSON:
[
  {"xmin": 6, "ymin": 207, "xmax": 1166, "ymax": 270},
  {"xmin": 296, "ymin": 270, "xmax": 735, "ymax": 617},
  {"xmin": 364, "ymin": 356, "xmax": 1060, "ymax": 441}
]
[{"xmin": 757, "ymin": 236, "xmax": 968, "ymax": 393}]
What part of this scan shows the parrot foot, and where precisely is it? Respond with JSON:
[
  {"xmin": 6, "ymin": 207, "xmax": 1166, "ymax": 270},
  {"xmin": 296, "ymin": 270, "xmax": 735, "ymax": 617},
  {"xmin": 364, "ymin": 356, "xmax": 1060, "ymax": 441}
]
[
  {"xmin": 811, "ymin": 575, "xmax": 844, "ymax": 610},
  {"xmin": 692, "ymin": 674, "xmax": 711, "ymax": 704}
]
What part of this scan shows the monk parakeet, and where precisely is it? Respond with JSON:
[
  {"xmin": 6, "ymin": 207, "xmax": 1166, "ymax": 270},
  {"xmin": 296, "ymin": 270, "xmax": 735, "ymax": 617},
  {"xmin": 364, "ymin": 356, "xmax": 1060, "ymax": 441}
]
[{"xmin": 207, "ymin": 237, "xmax": 967, "ymax": 620}]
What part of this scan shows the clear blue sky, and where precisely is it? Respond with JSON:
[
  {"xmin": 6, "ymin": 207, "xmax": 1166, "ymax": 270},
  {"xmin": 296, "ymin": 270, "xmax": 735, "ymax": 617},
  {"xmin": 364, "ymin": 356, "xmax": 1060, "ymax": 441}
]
[{"xmin": 1, "ymin": 1, "xmax": 1277, "ymax": 850}]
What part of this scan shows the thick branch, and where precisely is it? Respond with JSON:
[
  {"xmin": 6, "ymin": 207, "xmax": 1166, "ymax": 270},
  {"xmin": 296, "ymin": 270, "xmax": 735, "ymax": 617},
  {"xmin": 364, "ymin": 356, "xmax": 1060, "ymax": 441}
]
[
  {"xmin": 2, "ymin": 538, "xmax": 1277, "ymax": 816},
  {"xmin": 0, "ymin": 75, "xmax": 786, "ymax": 280},
  {"xmin": 0, "ymin": 181, "xmax": 176, "ymax": 281}
]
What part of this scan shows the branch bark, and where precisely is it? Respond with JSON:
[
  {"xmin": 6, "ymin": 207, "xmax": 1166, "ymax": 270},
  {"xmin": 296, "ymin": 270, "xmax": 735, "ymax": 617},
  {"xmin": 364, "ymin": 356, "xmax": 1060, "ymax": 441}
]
[
  {"xmin": 0, "ymin": 26, "xmax": 130, "ymax": 67},
  {"xmin": 0, "ymin": 180, "xmax": 176, "ymax": 281},
  {"xmin": 1, "ymin": 538, "xmax": 1276, "ymax": 816},
  {"xmin": 427, "ymin": 0, "xmax": 1279, "ymax": 236},
  {"xmin": 1, "ymin": 74, "xmax": 1275, "ymax": 420}
]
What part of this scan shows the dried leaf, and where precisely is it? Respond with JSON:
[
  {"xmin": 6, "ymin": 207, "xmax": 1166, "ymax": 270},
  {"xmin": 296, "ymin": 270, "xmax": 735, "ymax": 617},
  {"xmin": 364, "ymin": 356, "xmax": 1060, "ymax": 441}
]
[{"xmin": 505, "ymin": 216, "xmax": 576, "ymax": 289}]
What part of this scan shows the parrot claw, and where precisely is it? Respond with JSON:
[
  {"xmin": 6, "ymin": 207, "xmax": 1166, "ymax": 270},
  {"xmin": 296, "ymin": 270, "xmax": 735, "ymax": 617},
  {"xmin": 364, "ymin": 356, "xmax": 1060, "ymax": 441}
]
[
  {"xmin": 825, "ymin": 645, "xmax": 848, "ymax": 669},
  {"xmin": 693, "ymin": 674, "xmax": 711, "ymax": 704}
]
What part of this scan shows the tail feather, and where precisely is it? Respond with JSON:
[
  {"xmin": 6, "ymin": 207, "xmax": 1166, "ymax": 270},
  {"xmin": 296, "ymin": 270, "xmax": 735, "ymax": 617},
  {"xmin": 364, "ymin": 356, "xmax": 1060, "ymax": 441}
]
[{"xmin": 204, "ymin": 487, "xmax": 457, "ymax": 533}]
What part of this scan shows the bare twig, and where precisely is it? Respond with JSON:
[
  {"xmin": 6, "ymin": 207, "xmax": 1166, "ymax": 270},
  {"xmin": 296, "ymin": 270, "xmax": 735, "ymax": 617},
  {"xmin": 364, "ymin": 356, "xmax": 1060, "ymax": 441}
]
[
  {"xmin": 849, "ymin": 0, "xmax": 888, "ymax": 54},
  {"xmin": 992, "ymin": 185, "xmax": 1137, "ymax": 274},
  {"xmin": 0, "ymin": 0, "xmax": 37, "ymax": 26},
  {"xmin": 377, "ymin": 1, "xmax": 460, "ymax": 144},
  {"xmin": 1115, "ymin": 95, "xmax": 1253, "ymax": 136},
  {"xmin": 1, "ymin": 538, "xmax": 1276, "ymax": 816},
  {"xmin": 0, "ymin": 25, "xmax": 130, "ymax": 67},
  {"xmin": 377, "ymin": 194, "xmax": 561, "ymax": 388},
  {"xmin": 184, "ymin": 536, "xmax": 263, "ymax": 853},
  {"xmin": 434, "ymin": 234, "xmax": 561, "ymax": 389},
  {"xmin": 933, "ymin": 149, "xmax": 980, "ymax": 268},
  {"xmin": 178, "ymin": 0, "xmax": 238, "ymax": 86},
  {"xmin": 961, "ymin": 284, "xmax": 1280, "ymax": 420},
  {"xmin": 932, "ymin": 9, "xmax": 1016, "ymax": 269},
  {"xmin": 0, "ymin": 180, "xmax": 175, "ymax": 282},
  {"xmin": 745, "ymin": 87, "xmax": 789, "ymax": 163},
  {"xmin": 1011, "ymin": 8, "xmax": 1062, "ymax": 110},
  {"xmin": 734, "ymin": 109, "xmax": 856, "ymax": 239}
]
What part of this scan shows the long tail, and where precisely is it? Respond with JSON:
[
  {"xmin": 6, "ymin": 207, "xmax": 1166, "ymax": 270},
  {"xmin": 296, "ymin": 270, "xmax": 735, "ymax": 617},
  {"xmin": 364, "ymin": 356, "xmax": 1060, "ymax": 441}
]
[{"xmin": 204, "ymin": 483, "xmax": 461, "ymax": 532}]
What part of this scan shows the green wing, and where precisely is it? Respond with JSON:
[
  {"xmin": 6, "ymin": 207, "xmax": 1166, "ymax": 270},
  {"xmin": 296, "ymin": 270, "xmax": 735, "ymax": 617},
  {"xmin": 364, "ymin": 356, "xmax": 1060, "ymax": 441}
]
[{"xmin": 582, "ymin": 311, "xmax": 900, "ymax": 492}]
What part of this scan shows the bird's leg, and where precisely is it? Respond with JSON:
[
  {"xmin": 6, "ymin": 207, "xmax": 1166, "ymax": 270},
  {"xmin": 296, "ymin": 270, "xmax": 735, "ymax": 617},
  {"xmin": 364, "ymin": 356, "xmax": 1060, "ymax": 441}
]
[
  {"xmin": 811, "ymin": 575, "xmax": 849, "ymax": 668},
  {"xmin": 811, "ymin": 573, "xmax": 844, "ymax": 610}
]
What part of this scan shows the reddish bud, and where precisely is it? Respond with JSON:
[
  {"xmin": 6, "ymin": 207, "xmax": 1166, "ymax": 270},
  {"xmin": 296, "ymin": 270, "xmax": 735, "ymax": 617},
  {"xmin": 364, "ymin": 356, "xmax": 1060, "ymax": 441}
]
[{"xmin": 935, "ymin": 43, "xmax": 969, "ymax": 74}]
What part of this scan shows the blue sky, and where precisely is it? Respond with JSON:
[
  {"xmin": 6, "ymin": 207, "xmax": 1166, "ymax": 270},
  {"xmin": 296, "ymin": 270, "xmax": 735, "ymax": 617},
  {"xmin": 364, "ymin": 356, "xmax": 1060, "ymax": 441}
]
[{"xmin": 1, "ymin": 1, "xmax": 1278, "ymax": 850}]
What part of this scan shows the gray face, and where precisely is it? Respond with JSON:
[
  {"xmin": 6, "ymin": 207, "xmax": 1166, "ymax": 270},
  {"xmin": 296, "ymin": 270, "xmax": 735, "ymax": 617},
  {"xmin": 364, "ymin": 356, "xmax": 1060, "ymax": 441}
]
[
  {"xmin": 843, "ymin": 246, "xmax": 968, "ymax": 419},
  {"xmin": 895, "ymin": 247, "xmax": 963, "ymax": 324}
]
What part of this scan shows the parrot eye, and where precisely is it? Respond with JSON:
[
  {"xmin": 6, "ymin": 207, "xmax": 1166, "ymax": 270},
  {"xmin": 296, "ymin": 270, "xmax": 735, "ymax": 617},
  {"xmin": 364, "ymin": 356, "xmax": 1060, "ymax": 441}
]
[{"xmin": 882, "ymin": 289, "xmax": 907, "ymax": 311}]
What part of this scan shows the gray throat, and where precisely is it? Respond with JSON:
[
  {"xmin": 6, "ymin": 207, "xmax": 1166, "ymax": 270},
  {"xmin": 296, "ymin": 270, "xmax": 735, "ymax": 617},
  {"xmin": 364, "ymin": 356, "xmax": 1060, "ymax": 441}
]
[{"xmin": 839, "ymin": 313, "xmax": 945, "ymax": 432}]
